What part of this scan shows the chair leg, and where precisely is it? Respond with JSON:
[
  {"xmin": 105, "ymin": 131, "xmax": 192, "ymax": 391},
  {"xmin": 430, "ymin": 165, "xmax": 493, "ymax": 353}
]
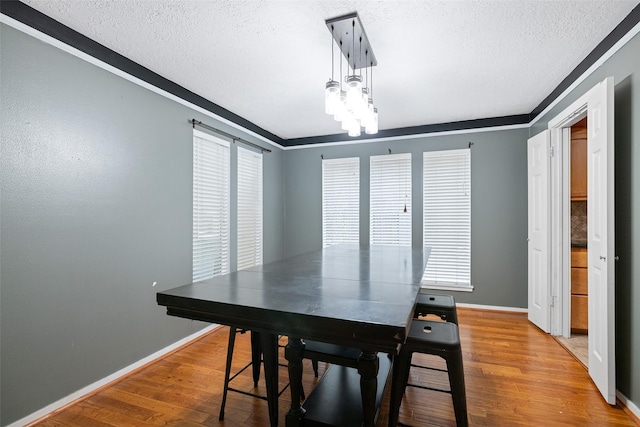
[
  {"xmin": 312, "ymin": 359, "xmax": 319, "ymax": 377},
  {"xmin": 219, "ymin": 327, "xmax": 237, "ymax": 420},
  {"xmin": 446, "ymin": 351, "xmax": 468, "ymax": 427},
  {"xmin": 388, "ymin": 347, "xmax": 412, "ymax": 427}
]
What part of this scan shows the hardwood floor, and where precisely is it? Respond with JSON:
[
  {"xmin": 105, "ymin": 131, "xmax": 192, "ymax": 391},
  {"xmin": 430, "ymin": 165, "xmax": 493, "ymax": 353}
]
[{"xmin": 32, "ymin": 308, "xmax": 638, "ymax": 427}]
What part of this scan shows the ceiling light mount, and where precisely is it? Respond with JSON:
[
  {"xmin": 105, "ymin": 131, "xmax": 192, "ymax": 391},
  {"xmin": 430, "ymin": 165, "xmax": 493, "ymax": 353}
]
[
  {"xmin": 325, "ymin": 12, "xmax": 377, "ymax": 69},
  {"xmin": 324, "ymin": 12, "xmax": 378, "ymax": 136}
]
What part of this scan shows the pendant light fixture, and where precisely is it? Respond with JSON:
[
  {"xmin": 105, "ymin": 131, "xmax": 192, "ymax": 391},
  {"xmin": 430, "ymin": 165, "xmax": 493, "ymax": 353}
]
[{"xmin": 325, "ymin": 12, "xmax": 378, "ymax": 136}]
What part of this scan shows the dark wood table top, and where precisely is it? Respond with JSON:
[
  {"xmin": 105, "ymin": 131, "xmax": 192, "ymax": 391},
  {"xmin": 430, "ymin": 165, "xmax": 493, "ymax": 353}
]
[{"xmin": 157, "ymin": 244, "xmax": 429, "ymax": 352}]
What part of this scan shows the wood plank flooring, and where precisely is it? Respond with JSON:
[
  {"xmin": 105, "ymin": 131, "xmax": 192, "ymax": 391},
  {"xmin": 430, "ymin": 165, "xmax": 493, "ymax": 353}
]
[{"xmin": 31, "ymin": 308, "xmax": 638, "ymax": 426}]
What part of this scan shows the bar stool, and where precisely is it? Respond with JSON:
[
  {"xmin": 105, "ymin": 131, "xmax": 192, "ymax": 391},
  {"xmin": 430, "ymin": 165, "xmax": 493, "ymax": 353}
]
[
  {"xmin": 220, "ymin": 328, "xmax": 292, "ymax": 420},
  {"xmin": 219, "ymin": 328, "xmax": 362, "ymax": 421},
  {"xmin": 414, "ymin": 293, "xmax": 458, "ymax": 324},
  {"xmin": 388, "ymin": 319, "xmax": 468, "ymax": 427}
]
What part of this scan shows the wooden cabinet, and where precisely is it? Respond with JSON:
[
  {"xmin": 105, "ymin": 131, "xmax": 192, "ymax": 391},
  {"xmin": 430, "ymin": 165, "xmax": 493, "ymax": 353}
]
[
  {"xmin": 571, "ymin": 267, "xmax": 587, "ymax": 294},
  {"xmin": 571, "ymin": 246, "xmax": 588, "ymax": 332},
  {"xmin": 571, "ymin": 294, "xmax": 588, "ymax": 331},
  {"xmin": 571, "ymin": 119, "xmax": 587, "ymax": 200},
  {"xmin": 571, "ymin": 118, "xmax": 588, "ymax": 331}
]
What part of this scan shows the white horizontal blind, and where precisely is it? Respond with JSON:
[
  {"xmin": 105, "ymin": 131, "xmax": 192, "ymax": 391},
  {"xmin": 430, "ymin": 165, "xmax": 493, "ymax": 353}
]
[
  {"xmin": 322, "ymin": 157, "xmax": 360, "ymax": 247},
  {"xmin": 237, "ymin": 146, "xmax": 263, "ymax": 270},
  {"xmin": 193, "ymin": 130, "xmax": 230, "ymax": 282},
  {"xmin": 422, "ymin": 149, "xmax": 471, "ymax": 287},
  {"xmin": 370, "ymin": 153, "xmax": 412, "ymax": 246}
]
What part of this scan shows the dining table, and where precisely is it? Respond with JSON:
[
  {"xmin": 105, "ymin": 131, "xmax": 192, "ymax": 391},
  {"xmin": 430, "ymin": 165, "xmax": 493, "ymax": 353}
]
[{"xmin": 157, "ymin": 244, "xmax": 429, "ymax": 427}]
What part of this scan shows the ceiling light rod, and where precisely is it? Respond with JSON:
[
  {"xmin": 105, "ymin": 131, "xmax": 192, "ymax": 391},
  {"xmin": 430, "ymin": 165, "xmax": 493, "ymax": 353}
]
[{"xmin": 325, "ymin": 12, "xmax": 377, "ymax": 69}]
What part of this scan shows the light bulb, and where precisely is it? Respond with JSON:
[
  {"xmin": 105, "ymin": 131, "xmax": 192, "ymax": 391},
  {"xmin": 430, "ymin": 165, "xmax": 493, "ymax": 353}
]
[
  {"xmin": 342, "ymin": 111, "xmax": 355, "ymax": 131},
  {"xmin": 348, "ymin": 119, "xmax": 361, "ymax": 137},
  {"xmin": 365, "ymin": 107, "xmax": 378, "ymax": 135},
  {"xmin": 346, "ymin": 75, "xmax": 362, "ymax": 112},
  {"xmin": 333, "ymin": 90, "xmax": 347, "ymax": 122},
  {"xmin": 361, "ymin": 88, "xmax": 369, "ymax": 107},
  {"xmin": 361, "ymin": 98, "xmax": 373, "ymax": 128},
  {"xmin": 353, "ymin": 88, "xmax": 368, "ymax": 120},
  {"xmin": 325, "ymin": 80, "xmax": 340, "ymax": 115}
]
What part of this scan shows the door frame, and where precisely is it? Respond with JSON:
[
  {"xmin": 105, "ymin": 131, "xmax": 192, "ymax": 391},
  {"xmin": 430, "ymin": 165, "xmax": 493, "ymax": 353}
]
[
  {"xmin": 548, "ymin": 101, "xmax": 588, "ymax": 337},
  {"xmin": 547, "ymin": 77, "xmax": 616, "ymax": 405}
]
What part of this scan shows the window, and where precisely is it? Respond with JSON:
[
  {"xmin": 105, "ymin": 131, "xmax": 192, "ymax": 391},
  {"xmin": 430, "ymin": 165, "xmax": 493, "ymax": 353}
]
[
  {"xmin": 192, "ymin": 130, "xmax": 230, "ymax": 281},
  {"xmin": 322, "ymin": 157, "xmax": 360, "ymax": 247},
  {"xmin": 422, "ymin": 149, "xmax": 471, "ymax": 288},
  {"xmin": 237, "ymin": 146, "xmax": 263, "ymax": 270},
  {"xmin": 370, "ymin": 153, "xmax": 412, "ymax": 246}
]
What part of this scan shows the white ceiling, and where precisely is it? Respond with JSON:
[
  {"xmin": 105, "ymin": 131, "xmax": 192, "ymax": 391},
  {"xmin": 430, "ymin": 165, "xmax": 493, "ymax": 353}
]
[{"xmin": 23, "ymin": 0, "xmax": 639, "ymax": 141}]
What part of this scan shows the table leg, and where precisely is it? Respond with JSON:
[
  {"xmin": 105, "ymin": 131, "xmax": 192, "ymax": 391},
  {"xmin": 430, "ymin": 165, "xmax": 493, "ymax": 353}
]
[
  {"xmin": 259, "ymin": 332, "xmax": 279, "ymax": 427},
  {"xmin": 250, "ymin": 330, "xmax": 262, "ymax": 387},
  {"xmin": 285, "ymin": 337, "xmax": 306, "ymax": 427},
  {"xmin": 358, "ymin": 350, "xmax": 380, "ymax": 427}
]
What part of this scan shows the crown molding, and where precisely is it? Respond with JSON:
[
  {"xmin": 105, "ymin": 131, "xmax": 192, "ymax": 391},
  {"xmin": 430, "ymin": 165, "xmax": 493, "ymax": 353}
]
[{"xmin": 2, "ymin": 1, "xmax": 640, "ymax": 148}]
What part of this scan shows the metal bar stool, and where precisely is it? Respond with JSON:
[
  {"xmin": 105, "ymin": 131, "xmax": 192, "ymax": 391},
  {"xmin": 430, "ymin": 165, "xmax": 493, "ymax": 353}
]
[
  {"xmin": 388, "ymin": 319, "xmax": 468, "ymax": 427},
  {"xmin": 414, "ymin": 293, "xmax": 458, "ymax": 324},
  {"xmin": 219, "ymin": 328, "xmax": 292, "ymax": 420}
]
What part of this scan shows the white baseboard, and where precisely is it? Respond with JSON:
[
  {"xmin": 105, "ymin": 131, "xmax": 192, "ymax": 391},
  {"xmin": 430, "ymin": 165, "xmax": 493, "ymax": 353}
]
[
  {"xmin": 456, "ymin": 302, "xmax": 528, "ymax": 313},
  {"xmin": 7, "ymin": 324, "xmax": 219, "ymax": 427},
  {"xmin": 617, "ymin": 391, "xmax": 640, "ymax": 421}
]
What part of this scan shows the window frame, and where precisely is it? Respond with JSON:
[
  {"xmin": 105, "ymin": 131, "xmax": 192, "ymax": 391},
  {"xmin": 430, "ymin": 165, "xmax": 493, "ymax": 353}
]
[
  {"xmin": 369, "ymin": 152, "xmax": 412, "ymax": 247},
  {"xmin": 237, "ymin": 145, "xmax": 263, "ymax": 270},
  {"xmin": 422, "ymin": 148, "xmax": 472, "ymax": 291},
  {"xmin": 192, "ymin": 129, "xmax": 230, "ymax": 282},
  {"xmin": 322, "ymin": 157, "xmax": 360, "ymax": 248}
]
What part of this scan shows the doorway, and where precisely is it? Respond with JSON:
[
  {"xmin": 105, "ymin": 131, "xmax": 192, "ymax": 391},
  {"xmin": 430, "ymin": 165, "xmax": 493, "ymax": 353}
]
[{"xmin": 556, "ymin": 118, "xmax": 588, "ymax": 367}]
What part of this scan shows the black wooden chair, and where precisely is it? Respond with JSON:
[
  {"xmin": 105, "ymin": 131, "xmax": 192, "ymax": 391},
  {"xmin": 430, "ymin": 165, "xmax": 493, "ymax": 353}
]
[
  {"xmin": 388, "ymin": 319, "xmax": 468, "ymax": 427},
  {"xmin": 219, "ymin": 328, "xmax": 361, "ymax": 420}
]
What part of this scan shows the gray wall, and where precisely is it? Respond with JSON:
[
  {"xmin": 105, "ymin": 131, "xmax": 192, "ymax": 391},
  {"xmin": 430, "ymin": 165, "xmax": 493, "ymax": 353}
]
[
  {"xmin": 529, "ymin": 30, "xmax": 640, "ymax": 413},
  {"xmin": 0, "ymin": 24, "xmax": 284, "ymax": 426},
  {"xmin": 284, "ymin": 128, "xmax": 530, "ymax": 308}
]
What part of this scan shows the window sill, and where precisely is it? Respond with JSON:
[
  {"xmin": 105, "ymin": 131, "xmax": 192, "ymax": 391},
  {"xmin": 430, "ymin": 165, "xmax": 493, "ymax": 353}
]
[{"xmin": 421, "ymin": 284, "xmax": 474, "ymax": 293}]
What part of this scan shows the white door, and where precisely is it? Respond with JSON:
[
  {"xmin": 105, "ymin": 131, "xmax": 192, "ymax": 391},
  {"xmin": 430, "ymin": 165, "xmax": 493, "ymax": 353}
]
[
  {"xmin": 587, "ymin": 77, "xmax": 616, "ymax": 404},
  {"xmin": 527, "ymin": 130, "xmax": 551, "ymax": 332}
]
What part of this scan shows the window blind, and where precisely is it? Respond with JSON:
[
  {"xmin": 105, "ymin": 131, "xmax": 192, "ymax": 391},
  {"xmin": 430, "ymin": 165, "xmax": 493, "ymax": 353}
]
[
  {"xmin": 192, "ymin": 130, "xmax": 230, "ymax": 282},
  {"xmin": 370, "ymin": 153, "xmax": 412, "ymax": 246},
  {"xmin": 322, "ymin": 157, "xmax": 360, "ymax": 247},
  {"xmin": 237, "ymin": 146, "xmax": 263, "ymax": 270},
  {"xmin": 422, "ymin": 149, "xmax": 471, "ymax": 288}
]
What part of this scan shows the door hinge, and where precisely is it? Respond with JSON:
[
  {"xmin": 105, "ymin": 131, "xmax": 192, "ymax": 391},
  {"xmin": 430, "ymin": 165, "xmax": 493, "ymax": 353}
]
[
  {"xmin": 551, "ymin": 296, "xmax": 557, "ymax": 308},
  {"xmin": 549, "ymin": 146, "xmax": 555, "ymax": 157}
]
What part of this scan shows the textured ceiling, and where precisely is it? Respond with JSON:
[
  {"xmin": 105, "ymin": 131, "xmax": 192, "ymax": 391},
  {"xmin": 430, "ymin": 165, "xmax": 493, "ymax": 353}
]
[{"xmin": 22, "ymin": 0, "xmax": 640, "ymax": 140}]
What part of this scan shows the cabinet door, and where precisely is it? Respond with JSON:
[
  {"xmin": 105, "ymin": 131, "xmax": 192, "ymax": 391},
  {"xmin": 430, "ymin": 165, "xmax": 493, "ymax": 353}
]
[
  {"xmin": 571, "ymin": 247, "xmax": 588, "ymax": 267},
  {"xmin": 571, "ymin": 295, "xmax": 589, "ymax": 330},
  {"xmin": 571, "ymin": 268, "xmax": 588, "ymax": 295},
  {"xmin": 571, "ymin": 137, "xmax": 587, "ymax": 200}
]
